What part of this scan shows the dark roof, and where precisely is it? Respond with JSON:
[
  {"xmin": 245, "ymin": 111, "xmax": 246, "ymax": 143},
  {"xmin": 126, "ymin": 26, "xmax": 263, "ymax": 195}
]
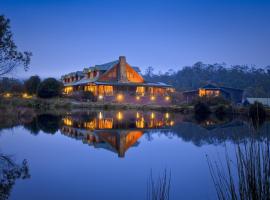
[
  {"xmin": 183, "ymin": 84, "xmax": 243, "ymax": 94},
  {"xmin": 95, "ymin": 81, "xmax": 173, "ymax": 88},
  {"xmin": 202, "ymin": 84, "xmax": 243, "ymax": 92}
]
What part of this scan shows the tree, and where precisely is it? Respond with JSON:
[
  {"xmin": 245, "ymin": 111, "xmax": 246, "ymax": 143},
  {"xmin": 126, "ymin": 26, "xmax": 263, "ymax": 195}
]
[
  {"xmin": 37, "ymin": 78, "xmax": 63, "ymax": 98},
  {"xmin": 0, "ymin": 77, "xmax": 24, "ymax": 93},
  {"xmin": 0, "ymin": 15, "xmax": 32, "ymax": 76},
  {"xmin": 144, "ymin": 66, "xmax": 154, "ymax": 78},
  {"xmin": 24, "ymin": 75, "xmax": 41, "ymax": 95}
]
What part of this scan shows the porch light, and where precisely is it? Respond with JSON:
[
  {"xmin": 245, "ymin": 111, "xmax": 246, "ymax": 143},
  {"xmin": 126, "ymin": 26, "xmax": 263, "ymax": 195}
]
[
  {"xmin": 150, "ymin": 96, "xmax": 156, "ymax": 101},
  {"xmin": 98, "ymin": 112, "xmax": 103, "ymax": 119},
  {"xmin": 165, "ymin": 96, "xmax": 170, "ymax": 101},
  {"xmin": 98, "ymin": 95, "xmax": 103, "ymax": 100},
  {"xmin": 116, "ymin": 94, "xmax": 124, "ymax": 102},
  {"xmin": 116, "ymin": 112, "xmax": 123, "ymax": 120},
  {"xmin": 22, "ymin": 93, "xmax": 32, "ymax": 99},
  {"xmin": 3, "ymin": 93, "xmax": 11, "ymax": 98}
]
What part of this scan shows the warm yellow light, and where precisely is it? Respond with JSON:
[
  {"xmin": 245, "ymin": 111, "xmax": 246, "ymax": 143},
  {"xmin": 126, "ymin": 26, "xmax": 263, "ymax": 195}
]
[
  {"xmin": 136, "ymin": 96, "xmax": 140, "ymax": 100},
  {"xmin": 63, "ymin": 117, "xmax": 73, "ymax": 126},
  {"xmin": 64, "ymin": 86, "xmax": 73, "ymax": 94},
  {"xmin": 116, "ymin": 94, "xmax": 124, "ymax": 102},
  {"xmin": 165, "ymin": 112, "xmax": 170, "ymax": 119},
  {"xmin": 98, "ymin": 95, "xmax": 103, "ymax": 100},
  {"xmin": 98, "ymin": 112, "xmax": 103, "ymax": 119},
  {"xmin": 165, "ymin": 96, "xmax": 170, "ymax": 101},
  {"xmin": 3, "ymin": 93, "xmax": 11, "ymax": 98},
  {"xmin": 150, "ymin": 112, "xmax": 155, "ymax": 119},
  {"xmin": 150, "ymin": 96, "xmax": 156, "ymax": 101},
  {"xmin": 22, "ymin": 93, "xmax": 32, "ymax": 99},
  {"xmin": 170, "ymin": 121, "xmax": 175, "ymax": 126},
  {"xmin": 136, "ymin": 112, "xmax": 140, "ymax": 119},
  {"xmin": 116, "ymin": 112, "xmax": 123, "ymax": 120}
]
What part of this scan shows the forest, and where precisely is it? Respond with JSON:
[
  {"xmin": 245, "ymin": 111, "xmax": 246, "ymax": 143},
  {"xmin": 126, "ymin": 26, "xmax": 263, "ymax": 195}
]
[{"xmin": 144, "ymin": 62, "xmax": 270, "ymax": 97}]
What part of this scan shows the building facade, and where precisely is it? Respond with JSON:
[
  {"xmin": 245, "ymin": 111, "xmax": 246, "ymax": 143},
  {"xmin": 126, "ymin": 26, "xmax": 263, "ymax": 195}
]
[
  {"xmin": 61, "ymin": 56, "xmax": 174, "ymax": 104},
  {"xmin": 183, "ymin": 84, "xmax": 243, "ymax": 104}
]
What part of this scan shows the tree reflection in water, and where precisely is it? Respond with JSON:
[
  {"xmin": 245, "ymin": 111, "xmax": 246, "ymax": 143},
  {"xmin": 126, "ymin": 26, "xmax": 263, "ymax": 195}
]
[{"xmin": 0, "ymin": 155, "xmax": 30, "ymax": 200}]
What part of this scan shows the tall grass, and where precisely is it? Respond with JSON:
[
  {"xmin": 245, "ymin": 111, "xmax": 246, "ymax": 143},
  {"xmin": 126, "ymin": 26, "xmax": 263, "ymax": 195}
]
[
  {"xmin": 147, "ymin": 169, "xmax": 171, "ymax": 200},
  {"xmin": 207, "ymin": 140, "xmax": 270, "ymax": 200}
]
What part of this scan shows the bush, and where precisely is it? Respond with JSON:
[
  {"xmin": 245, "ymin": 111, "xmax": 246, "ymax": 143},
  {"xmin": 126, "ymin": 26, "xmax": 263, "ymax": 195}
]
[
  {"xmin": 69, "ymin": 91, "xmax": 96, "ymax": 102},
  {"xmin": 249, "ymin": 101, "xmax": 266, "ymax": 126},
  {"xmin": 37, "ymin": 78, "xmax": 63, "ymax": 98},
  {"xmin": 194, "ymin": 101, "xmax": 211, "ymax": 115},
  {"xmin": 24, "ymin": 75, "xmax": 41, "ymax": 95},
  {"xmin": 193, "ymin": 96, "xmax": 230, "ymax": 106}
]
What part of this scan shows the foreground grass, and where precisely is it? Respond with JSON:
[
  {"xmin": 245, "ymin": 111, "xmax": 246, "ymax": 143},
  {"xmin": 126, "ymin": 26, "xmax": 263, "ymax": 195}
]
[{"xmin": 207, "ymin": 140, "xmax": 270, "ymax": 200}]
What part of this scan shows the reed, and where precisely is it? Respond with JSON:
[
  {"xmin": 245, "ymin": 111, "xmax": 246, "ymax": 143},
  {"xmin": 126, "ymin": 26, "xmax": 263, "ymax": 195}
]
[
  {"xmin": 146, "ymin": 169, "xmax": 171, "ymax": 200},
  {"xmin": 207, "ymin": 140, "xmax": 270, "ymax": 200}
]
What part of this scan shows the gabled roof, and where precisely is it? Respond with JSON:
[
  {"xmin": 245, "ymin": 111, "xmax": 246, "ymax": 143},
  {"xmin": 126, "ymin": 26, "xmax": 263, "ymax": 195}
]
[{"xmin": 202, "ymin": 84, "xmax": 243, "ymax": 92}]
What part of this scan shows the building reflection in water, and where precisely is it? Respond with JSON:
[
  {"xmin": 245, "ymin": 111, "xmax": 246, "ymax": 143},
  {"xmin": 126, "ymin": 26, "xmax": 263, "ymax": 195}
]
[{"xmin": 61, "ymin": 111, "xmax": 175, "ymax": 157}]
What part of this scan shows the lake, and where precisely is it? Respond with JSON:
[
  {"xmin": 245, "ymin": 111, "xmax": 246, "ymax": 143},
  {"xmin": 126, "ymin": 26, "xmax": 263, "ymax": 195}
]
[{"xmin": 0, "ymin": 109, "xmax": 269, "ymax": 200}]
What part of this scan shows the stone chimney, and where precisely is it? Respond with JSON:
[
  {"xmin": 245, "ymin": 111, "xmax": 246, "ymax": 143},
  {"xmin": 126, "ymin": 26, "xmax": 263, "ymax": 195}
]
[{"xmin": 118, "ymin": 56, "xmax": 127, "ymax": 82}]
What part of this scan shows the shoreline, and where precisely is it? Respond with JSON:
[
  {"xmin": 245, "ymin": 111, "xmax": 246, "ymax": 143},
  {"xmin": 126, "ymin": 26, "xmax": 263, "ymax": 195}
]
[{"xmin": 1, "ymin": 97, "xmax": 269, "ymax": 116}]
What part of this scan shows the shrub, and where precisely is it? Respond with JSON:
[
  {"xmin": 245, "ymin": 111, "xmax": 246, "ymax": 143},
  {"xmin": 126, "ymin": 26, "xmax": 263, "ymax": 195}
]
[
  {"xmin": 24, "ymin": 75, "xmax": 41, "ymax": 95},
  {"xmin": 69, "ymin": 91, "xmax": 96, "ymax": 102},
  {"xmin": 249, "ymin": 101, "xmax": 266, "ymax": 126},
  {"xmin": 194, "ymin": 102, "xmax": 211, "ymax": 115},
  {"xmin": 37, "ymin": 78, "xmax": 63, "ymax": 98},
  {"xmin": 193, "ymin": 96, "xmax": 230, "ymax": 106}
]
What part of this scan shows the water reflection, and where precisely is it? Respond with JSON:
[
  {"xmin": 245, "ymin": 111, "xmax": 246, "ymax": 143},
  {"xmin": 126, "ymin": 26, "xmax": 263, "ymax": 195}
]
[
  {"xmin": 1, "ymin": 108, "xmax": 269, "ymax": 157},
  {"xmin": 61, "ymin": 111, "xmax": 175, "ymax": 157}
]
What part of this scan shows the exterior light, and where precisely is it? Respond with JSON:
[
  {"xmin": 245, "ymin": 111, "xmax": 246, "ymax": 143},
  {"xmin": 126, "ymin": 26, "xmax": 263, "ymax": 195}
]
[
  {"xmin": 170, "ymin": 121, "xmax": 174, "ymax": 126},
  {"xmin": 116, "ymin": 94, "xmax": 124, "ymax": 102},
  {"xmin": 63, "ymin": 117, "xmax": 73, "ymax": 126},
  {"xmin": 98, "ymin": 112, "xmax": 103, "ymax": 119},
  {"xmin": 98, "ymin": 95, "xmax": 103, "ymax": 100},
  {"xmin": 22, "ymin": 93, "xmax": 32, "ymax": 99},
  {"xmin": 116, "ymin": 112, "xmax": 123, "ymax": 120},
  {"xmin": 150, "ymin": 112, "xmax": 155, "ymax": 119},
  {"xmin": 165, "ymin": 96, "xmax": 170, "ymax": 101},
  {"xmin": 136, "ymin": 112, "xmax": 140, "ymax": 119},
  {"xmin": 3, "ymin": 93, "xmax": 11, "ymax": 98},
  {"xmin": 136, "ymin": 96, "xmax": 140, "ymax": 100},
  {"xmin": 150, "ymin": 96, "xmax": 156, "ymax": 101},
  {"xmin": 165, "ymin": 112, "xmax": 170, "ymax": 119}
]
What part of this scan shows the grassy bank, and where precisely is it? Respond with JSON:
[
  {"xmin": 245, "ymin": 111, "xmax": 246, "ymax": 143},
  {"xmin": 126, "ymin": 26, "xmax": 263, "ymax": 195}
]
[
  {"xmin": 0, "ymin": 97, "xmax": 193, "ymax": 113},
  {"xmin": 1, "ymin": 97, "xmax": 269, "ymax": 116}
]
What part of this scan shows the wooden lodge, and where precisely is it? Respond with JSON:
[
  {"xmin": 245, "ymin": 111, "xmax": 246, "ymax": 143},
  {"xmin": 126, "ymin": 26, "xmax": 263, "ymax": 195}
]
[
  {"xmin": 61, "ymin": 56, "xmax": 174, "ymax": 104},
  {"xmin": 183, "ymin": 84, "xmax": 243, "ymax": 104}
]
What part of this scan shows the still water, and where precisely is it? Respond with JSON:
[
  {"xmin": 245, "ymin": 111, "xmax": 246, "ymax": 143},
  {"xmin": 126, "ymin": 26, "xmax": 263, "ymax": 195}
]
[{"xmin": 0, "ymin": 109, "xmax": 269, "ymax": 200}]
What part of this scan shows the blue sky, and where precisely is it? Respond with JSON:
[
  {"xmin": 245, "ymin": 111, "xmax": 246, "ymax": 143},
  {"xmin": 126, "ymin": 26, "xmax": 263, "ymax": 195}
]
[{"xmin": 1, "ymin": 0, "xmax": 270, "ymax": 78}]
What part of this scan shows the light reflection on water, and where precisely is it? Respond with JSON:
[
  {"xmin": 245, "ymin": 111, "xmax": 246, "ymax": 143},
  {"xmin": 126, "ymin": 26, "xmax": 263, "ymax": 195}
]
[{"xmin": 0, "ymin": 109, "xmax": 269, "ymax": 200}]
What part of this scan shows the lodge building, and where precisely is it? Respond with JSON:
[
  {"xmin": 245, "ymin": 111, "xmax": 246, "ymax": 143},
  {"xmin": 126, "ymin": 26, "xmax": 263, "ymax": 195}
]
[
  {"xmin": 183, "ymin": 84, "xmax": 243, "ymax": 104},
  {"xmin": 61, "ymin": 56, "xmax": 174, "ymax": 104}
]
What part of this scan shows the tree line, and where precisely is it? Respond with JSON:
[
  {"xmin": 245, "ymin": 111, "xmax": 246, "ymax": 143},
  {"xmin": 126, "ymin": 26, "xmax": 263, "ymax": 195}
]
[
  {"xmin": 0, "ymin": 76, "xmax": 63, "ymax": 98},
  {"xmin": 144, "ymin": 62, "xmax": 270, "ymax": 97}
]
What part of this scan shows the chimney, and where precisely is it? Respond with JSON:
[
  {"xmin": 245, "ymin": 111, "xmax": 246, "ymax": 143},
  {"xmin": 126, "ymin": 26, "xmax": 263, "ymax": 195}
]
[{"xmin": 118, "ymin": 56, "xmax": 127, "ymax": 82}]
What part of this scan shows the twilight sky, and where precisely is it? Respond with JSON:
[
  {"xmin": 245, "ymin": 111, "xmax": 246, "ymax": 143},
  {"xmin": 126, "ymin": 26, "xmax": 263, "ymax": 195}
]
[{"xmin": 1, "ymin": 0, "xmax": 270, "ymax": 79}]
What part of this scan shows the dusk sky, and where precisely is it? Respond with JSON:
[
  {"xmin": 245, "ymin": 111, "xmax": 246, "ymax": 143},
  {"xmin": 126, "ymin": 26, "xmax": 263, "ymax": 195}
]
[{"xmin": 1, "ymin": 0, "xmax": 270, "ymax": 79}]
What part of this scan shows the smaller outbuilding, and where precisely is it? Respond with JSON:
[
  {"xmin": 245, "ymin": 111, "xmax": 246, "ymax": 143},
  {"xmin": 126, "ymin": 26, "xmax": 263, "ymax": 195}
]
[{"xmin": 183, "ymin": 84, "xmax": 244, "ymax": 104}]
